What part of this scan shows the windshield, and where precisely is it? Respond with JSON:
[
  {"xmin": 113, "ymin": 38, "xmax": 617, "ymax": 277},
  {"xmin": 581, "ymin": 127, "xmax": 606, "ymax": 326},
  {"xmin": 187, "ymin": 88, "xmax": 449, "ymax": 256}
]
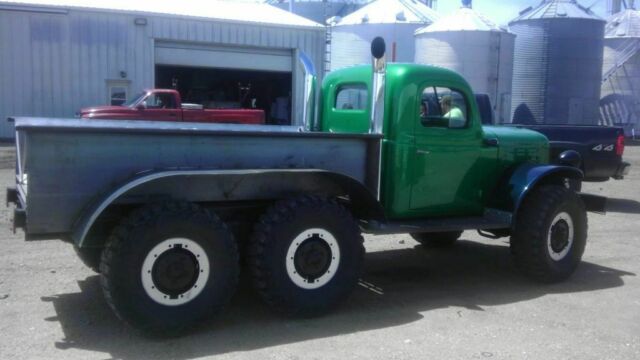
[{"xmin": 122, "ymin": 92, "xmax": 147, "ymax": 107}]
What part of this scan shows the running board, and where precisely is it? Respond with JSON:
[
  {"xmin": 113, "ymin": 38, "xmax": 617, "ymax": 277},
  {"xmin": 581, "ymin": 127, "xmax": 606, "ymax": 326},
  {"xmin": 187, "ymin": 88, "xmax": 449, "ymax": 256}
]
[{"xmin": 361, "ymin": 209, "xmax": 512, "ymax": 235}]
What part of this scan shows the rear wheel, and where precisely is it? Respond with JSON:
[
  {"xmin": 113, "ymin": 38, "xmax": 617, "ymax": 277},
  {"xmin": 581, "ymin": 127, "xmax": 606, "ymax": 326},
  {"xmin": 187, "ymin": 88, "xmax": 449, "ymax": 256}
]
[
  {"xmin": 411, "ymin": 231, "xmax": 462, "ymax": 247},
  {"xmin": 248, "ymin": 196, "xmax": 364, "ymax": 316},
  {"xmin": 511, "ymin": 185, "xmax": 587, "ymax": 283},
  {"xmin": 100, "ymin": 201, "xmax": 239, "ymax": 334}
]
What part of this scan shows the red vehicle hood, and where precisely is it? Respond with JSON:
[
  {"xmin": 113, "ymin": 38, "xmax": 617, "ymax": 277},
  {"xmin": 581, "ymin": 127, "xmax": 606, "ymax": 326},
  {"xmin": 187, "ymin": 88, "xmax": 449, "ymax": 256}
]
[{"xmin": 79, "ymin": 105, "xmax": 131, "ymax": 117}]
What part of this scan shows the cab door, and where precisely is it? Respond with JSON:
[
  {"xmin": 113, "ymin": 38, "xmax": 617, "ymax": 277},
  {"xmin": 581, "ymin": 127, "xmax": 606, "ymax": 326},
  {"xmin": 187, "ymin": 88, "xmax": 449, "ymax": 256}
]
[{"xmin": 409, "ymin": 85, "xmax": 485, "ymax": 217}]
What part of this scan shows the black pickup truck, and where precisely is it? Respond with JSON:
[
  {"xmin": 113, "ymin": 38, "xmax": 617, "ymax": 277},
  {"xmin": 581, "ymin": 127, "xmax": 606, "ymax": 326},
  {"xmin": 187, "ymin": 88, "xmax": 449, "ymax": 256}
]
[{"xmin": 475, "ymin": 94, "xmax": 631, "ymax": 190}]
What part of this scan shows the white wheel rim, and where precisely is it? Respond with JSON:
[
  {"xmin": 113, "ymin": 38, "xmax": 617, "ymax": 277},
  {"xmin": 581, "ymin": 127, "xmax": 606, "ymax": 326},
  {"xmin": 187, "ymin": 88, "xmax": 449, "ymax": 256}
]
[
  {"xmin": 285, "ymin": 228, "xmax": 340, "ymax": 290},
  {"xmin": 547, "ymin": 212, "xmax": 574, "ymax": 261},
  {"xmin": 141, "ymin": 238, "xmax": 210, "ymax": 306}
]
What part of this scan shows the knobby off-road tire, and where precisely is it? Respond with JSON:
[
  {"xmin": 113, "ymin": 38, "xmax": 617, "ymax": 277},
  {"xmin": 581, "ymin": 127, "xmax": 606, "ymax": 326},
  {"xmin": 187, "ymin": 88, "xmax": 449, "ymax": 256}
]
[
  {"xmin": 511, "ymin": 185, "xmax": 587, "ymax": 283},
  {"xmin": 73, "ymin": 245, "xmax": 102, "ymax": 273},
  {"xmin": 410, "ymin": 231, "xmax": 463, "ymax": 248},
  {"xmin": 248, "ymin": 196, "xmax": 364, "ymax": 316},
  {"xmin": 100, "ymin": 201, "xmax": 239, "ymax": 335}
]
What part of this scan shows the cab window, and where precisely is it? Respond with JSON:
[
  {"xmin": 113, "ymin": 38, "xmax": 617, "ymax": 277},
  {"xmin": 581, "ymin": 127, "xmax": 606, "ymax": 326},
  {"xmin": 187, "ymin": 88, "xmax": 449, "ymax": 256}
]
[
  {"xmin": 420, "ymin": 87, "xmax": 468, "ymax": 129},
  {"xmin": 144, "ymin": 93, "xmax": 176, "ymax": 109},
  {"xmin": 335, "ymin": 84, "xmax": 367, "ymax": 111}
]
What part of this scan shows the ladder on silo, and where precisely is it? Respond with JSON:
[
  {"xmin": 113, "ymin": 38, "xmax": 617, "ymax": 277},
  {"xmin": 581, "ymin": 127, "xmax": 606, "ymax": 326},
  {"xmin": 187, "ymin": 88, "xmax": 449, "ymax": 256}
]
[
  {"xmin": 324, "ymin": 0, "xmax": 333, "ymax": 74},
  {"xmin": 600, "ymin": 38, "xmax": 640, "ymax": 132},
  {"xmin": 602, "ymin": 38, "xmax": 640, "ymax": 83}
]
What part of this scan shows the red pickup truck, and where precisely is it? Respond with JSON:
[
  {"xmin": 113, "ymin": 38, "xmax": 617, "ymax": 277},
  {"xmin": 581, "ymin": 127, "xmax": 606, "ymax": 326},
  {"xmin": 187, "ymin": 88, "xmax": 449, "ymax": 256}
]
[{"xmin": 79, "ymin": 89, "xmax": 265, "ymax": 124}]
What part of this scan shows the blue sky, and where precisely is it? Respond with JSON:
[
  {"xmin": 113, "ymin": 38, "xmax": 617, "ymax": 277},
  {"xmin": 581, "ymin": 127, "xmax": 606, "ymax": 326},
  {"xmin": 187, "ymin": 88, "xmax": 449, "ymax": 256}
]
[{"xmin": 436, "ymin": 0, "xmax": 608, "ymax": 25}]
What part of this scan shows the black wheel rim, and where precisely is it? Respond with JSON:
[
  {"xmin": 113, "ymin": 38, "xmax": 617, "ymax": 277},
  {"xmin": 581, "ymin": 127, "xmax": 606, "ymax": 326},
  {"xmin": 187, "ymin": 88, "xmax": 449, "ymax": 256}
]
[
  {"xmin": 550, "ymin": 219, "xmax": 570, "ymax": 253},
  {"xmin": 151, "ymin": 245, "xmax": 200, "ymax": 298},
  {"xmin": 293, "ymin": 235, "xmax": 332, "ymax": 282}
]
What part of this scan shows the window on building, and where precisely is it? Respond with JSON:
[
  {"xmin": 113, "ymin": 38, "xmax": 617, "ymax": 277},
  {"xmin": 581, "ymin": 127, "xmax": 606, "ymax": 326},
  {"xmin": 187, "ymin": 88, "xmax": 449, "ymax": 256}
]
[
  {"xmin": 110, "ymin": 86, "xmax": 128, "ymax": 106},
  {"xmin": 420, "ymin": 87, "xmax": 469, "ymax": 129},
  {"xmin": 335, "ymin": 84, "xmax": 367, "ymax": 111},
  {"xmin": 107, "ymin": 80, "xmax": 130, "ymax": 106}
]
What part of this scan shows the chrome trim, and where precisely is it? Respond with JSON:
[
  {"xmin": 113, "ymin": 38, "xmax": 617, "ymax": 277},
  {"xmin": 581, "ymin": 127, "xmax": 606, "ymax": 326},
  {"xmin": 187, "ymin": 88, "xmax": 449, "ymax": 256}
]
[
  {"xmin": 298, "ymin": 51, "xmax": 317, "ymax": 131},
  {"xmin": 370, "ymin": 56, "xmax": 386, "ymax": 135}
]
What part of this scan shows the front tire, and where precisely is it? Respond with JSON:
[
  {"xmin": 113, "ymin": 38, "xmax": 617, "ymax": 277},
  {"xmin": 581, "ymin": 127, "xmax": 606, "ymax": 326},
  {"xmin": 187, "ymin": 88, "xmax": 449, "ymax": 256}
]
[
  {"xmin": 248, "ymin": 196, "xmax": 364, "ymax": 316},
  {"xmin": 511, "ymin": 185, "xmax": 587, "ymax": 283},
  {"xmin": 100, "ymin": 201, "xmax": 239, "ymax": 334}
]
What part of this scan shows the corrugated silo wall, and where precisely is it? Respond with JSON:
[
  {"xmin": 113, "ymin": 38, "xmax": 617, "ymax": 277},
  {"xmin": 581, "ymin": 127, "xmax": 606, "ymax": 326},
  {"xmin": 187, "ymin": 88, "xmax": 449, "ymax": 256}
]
[
  {"xmin": 331, "ymin": 23, "xmax": 421, "ymax": 70},
  {"xmin": 601, "ymin": 38, "xmax": 640, "ymax": 135},
  {"xmin": 415, "ymin": 31, "xmax": 515, "ymax": 123},
  {"xmin": 511, "ymin": 18, "xmax": 604, "ymax": 125},
  {"xmin": 0, "ymin": 8, "xmax": 325, "ymax": 138}
]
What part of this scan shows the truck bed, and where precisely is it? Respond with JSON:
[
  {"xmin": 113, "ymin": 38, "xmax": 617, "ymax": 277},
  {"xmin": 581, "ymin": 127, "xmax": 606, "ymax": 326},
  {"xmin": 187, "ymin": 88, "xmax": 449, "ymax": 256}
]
[{"xmin": 12, "ymin": 117, "xmax": 381, "ymax": 238}]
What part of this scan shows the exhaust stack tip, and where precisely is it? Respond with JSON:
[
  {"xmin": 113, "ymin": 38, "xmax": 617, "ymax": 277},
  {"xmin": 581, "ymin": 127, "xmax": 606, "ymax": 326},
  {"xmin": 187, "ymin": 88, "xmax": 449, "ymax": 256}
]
[{"xmin": 371, "ymin": 37, "xmax": 386, "ymax": 60}]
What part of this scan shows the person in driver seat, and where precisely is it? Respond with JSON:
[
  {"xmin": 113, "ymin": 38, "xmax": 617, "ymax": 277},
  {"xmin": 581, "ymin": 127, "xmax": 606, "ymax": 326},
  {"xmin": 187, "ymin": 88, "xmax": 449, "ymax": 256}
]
[{"xmin": 440, "ymin": 95, "xmax": 465, "ymax": 128}]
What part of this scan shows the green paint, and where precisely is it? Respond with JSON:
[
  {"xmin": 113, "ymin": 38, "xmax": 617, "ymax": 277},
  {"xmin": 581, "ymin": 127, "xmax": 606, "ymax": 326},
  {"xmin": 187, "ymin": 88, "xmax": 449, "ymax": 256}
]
[{"xmin": 319, "ymin": 64, "xmax": 549, "ymax": 219}]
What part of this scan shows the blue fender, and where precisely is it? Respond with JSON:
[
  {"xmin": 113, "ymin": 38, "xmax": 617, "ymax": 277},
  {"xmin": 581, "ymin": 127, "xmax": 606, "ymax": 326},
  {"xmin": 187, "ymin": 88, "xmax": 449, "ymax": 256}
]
[{"xmin": 508, "ymin": 164, "xmax": 583, "ymax": 215}]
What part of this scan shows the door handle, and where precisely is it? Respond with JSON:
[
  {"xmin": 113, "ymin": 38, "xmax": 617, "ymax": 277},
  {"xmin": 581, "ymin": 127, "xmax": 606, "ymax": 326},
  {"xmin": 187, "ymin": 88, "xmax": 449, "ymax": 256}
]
[
  {"xmin": 483, "ymin": 138, "xmax": 499, "ymax": 147},
  {"xmin": 416, "ymin": 149, "xmax": 431, "ymax": 155}
]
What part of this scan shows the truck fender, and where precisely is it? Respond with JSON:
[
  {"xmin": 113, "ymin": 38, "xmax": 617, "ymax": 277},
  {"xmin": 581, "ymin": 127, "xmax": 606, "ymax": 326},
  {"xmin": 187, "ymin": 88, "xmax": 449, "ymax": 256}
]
[
  {"xmin": 507, "ymin": 164, "xmax": 583, "ymax": 216},
  {"xmin": 72, "ymin": 169, "xmax": 384, "ymax": 248}
]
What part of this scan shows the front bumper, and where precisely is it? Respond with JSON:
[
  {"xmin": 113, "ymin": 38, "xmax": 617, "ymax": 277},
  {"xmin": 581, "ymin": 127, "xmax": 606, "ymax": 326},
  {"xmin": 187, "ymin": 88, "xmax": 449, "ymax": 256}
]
[{"xmin": 613, "ymin": 161, "xmax": 631, "ymax": 180}]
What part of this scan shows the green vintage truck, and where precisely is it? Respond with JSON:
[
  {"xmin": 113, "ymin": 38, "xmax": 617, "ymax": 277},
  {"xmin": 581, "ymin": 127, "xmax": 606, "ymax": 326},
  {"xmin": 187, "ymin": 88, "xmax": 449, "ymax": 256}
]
[{"xmin": 7, "ymin": 38, "xmax": 605, "ymax": 334}]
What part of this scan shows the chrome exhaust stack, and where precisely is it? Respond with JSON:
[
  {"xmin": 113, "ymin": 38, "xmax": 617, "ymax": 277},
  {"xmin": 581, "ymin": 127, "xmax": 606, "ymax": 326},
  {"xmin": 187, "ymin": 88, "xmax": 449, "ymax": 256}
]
[
  {"xmin": 298, "ymin": 51, "xmax": 317, "ymax": 131},
  {"xmin": 370, "ymin": 37, "xmax": 386, "ymax": 134}
]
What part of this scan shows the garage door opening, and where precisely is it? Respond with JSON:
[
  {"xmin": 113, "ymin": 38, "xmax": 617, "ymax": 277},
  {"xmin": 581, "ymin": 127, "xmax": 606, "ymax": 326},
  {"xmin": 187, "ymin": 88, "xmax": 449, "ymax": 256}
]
[{"xmin": 156, "ymin": 65, "xmax": 292, "ymax": 125}]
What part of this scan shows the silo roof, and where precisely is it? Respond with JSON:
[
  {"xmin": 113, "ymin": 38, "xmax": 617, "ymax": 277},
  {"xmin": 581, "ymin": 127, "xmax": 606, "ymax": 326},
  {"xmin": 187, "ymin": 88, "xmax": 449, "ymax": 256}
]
[
  {"xmin": 0, "ymin": 0, "xmax": 324, "ymax": 29},
  {"xmin": 509, "ymin": 0, "xmax": 603, "ymax": 24},
  {"xmin": 334, "ymin": 0, "xmax": 440, "ymax": 26},
  {"xmin": 605, "ymin": 9, "xmax": 640, "ymax": 38},
  {"xmin": 415, "ymin": 6, "xmax": 509, "ymax": 34}
]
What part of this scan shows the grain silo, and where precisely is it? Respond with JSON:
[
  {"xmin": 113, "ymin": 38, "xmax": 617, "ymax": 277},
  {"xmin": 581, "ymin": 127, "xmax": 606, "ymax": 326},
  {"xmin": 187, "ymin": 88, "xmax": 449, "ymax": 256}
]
[
  {"xmin": 330, "ymin": 0, "xmax": 439, "ymax": 71},
  {"xmin": 415, "ymin": 0, "xmax": 515, "ymax": 123},
  {"xmin": 600, "ymin": 5, "xmax": 640, "ymax": 136},
  {"xmin": 510, "ymin": 0, "xmax": 605, "ymax": 125}
]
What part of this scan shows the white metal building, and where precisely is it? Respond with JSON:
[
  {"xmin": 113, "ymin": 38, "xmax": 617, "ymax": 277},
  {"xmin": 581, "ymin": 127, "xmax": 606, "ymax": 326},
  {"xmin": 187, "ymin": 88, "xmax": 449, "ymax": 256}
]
[
  {"xmin": 415, "ymin": 3, "xmax": 514, "ymax": 123},
  {"xmin": 0, "ymin": 0, "xmax": 326, "ymax": 137},
  {"xmin": 329, "ymin": 0, "xmax": 439, "ymax": 71}
]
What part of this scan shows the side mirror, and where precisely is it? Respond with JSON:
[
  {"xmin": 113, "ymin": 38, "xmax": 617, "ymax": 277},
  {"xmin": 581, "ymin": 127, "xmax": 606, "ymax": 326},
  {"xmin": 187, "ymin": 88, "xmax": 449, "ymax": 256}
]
[{"xmin": 136, "ymin": 102, "xmax": 146, "ymax": 110}]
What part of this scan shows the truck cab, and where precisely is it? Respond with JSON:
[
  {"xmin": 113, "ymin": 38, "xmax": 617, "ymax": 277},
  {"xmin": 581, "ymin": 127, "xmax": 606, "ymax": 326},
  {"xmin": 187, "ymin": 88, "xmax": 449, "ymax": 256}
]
[{"xmin": 319, "ymin": 64, "xmax": 548, "ymax": 220}]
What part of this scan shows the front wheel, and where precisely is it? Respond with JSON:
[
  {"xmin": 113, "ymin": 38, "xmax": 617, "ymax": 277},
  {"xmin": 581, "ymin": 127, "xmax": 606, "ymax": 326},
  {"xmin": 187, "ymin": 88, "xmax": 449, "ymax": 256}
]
[
  {"xmin": 248, "ymin": 196, "xmax": 364, "ymax": 316},
  {"xmin": 511, "ymin": 185, "xmax": 587, "ymax": 283},
  {"xmin": 100, "ymin": 201, "xmax": 239, "ymax": 334}
]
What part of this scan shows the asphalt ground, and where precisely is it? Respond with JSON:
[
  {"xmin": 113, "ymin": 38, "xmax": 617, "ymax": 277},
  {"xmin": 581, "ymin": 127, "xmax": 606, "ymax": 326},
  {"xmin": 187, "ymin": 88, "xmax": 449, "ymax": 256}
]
[{"xmin": 0, "ymin": 144, "xmax": 639, "ymax": 360}]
